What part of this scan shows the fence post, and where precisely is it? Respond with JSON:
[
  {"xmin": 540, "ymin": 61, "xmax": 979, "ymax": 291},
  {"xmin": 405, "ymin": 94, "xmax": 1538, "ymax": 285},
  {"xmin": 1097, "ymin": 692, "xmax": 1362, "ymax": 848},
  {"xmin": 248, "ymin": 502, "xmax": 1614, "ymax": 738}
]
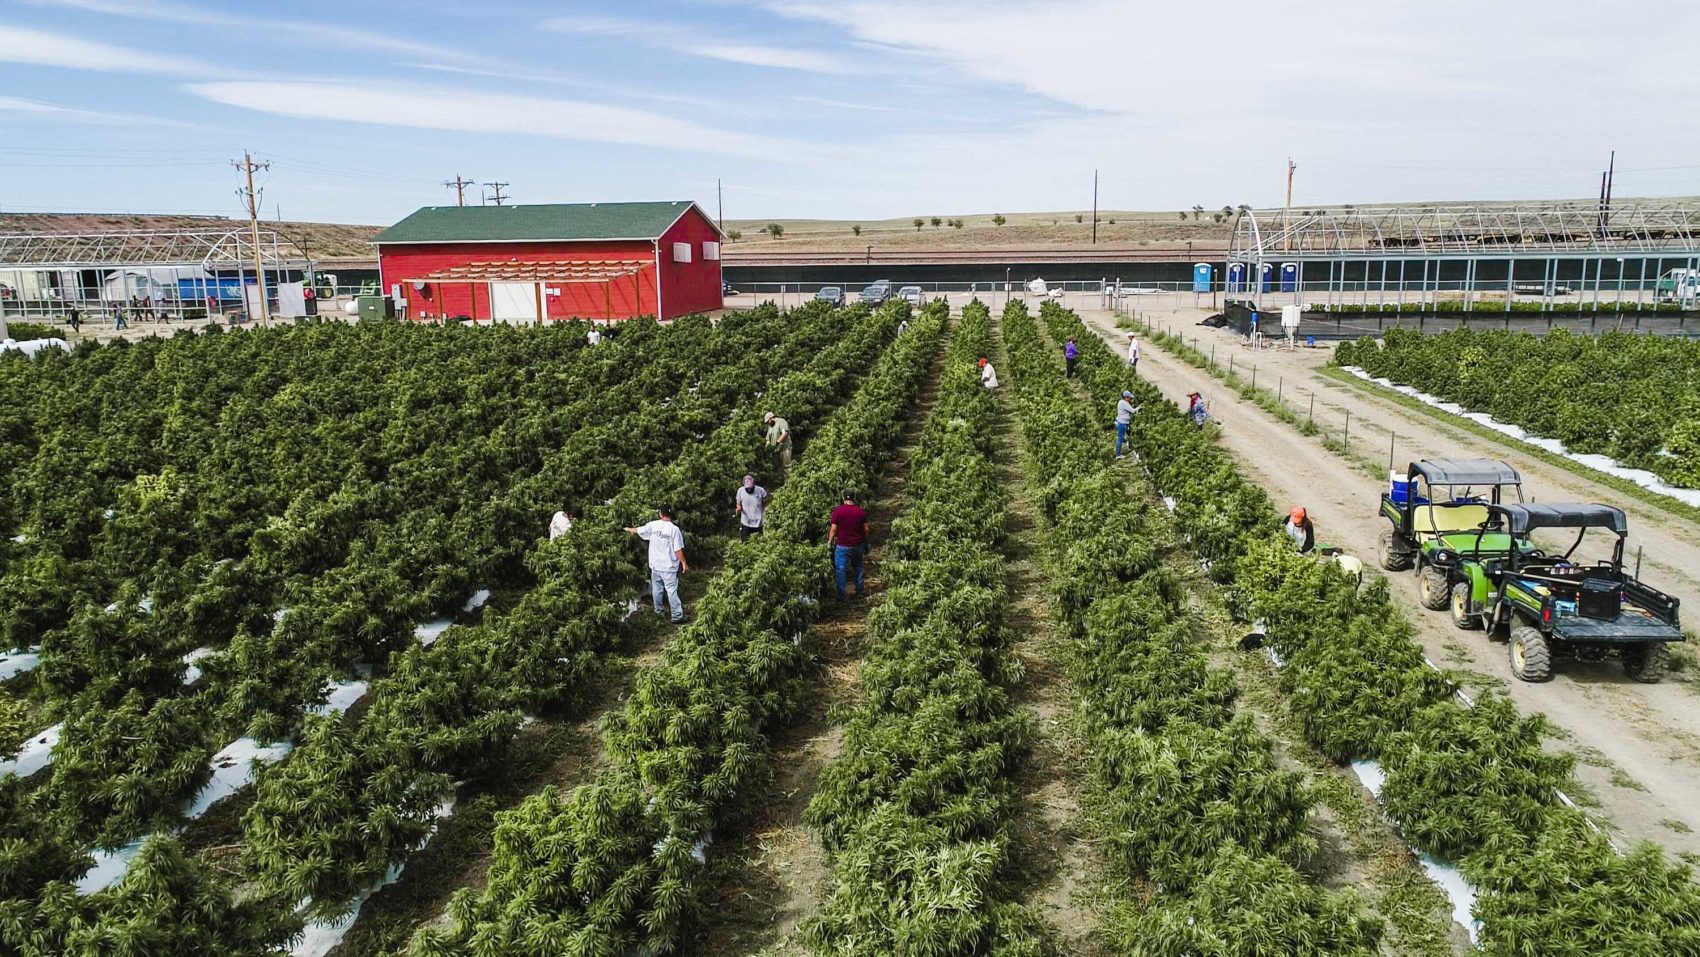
[
  {"xmin": 1210, "ymin": 343, "xmax": 1216, "ymax": 369},
  {"xmin": 1388, "ymin": 431, "xmax": 1396, "ymax": 472},
  {"xmin": 1343, "ymin": 410, "xmax": 1351, "ymax": 447},
  {"xmin": 1277, "ymin": 376, "xmax": 1283, "ymax": 404},
  {"xmin": 1308, "ymin": 393, "xmax": 1314, "ymax": 426},
  {"xmin": 1251, "ymin": 365, "xmax": 1257, "ymax": 391}
]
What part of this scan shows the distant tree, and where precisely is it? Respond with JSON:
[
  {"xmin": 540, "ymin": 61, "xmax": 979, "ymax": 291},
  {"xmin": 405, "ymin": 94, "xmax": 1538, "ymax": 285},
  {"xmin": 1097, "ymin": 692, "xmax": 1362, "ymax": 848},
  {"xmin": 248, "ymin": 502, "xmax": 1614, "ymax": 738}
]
[
  {"xmin": 1221, "ymin": 205, "xmax": 1233, "ymax": 218},
  {"xmin": 950, "ymin": 219, "xmax": 964, "ymax": 229},
  {"xmin": 852, "ymin": 225, "xmax": 862, "ymax": 237},
  {"xmin": 1075, "ymin": 214, "xmax": 1084, "ymax": 223},
  {"xmin": 764, "ymin": 223, "xmax": 785, "ymax": 239},
  {"xmin": 1192, "ymin": 204, "xmax": 1205, "ymax": 221},
  {"xmin": 930, "ymin": 217, "xmax": 943, "ymax": 228},
  {"xmin": 1212, "ymin": 214, "xmax": 1223, "ymax": 224},
  {"xmin": 727, "ymin": 229, "xmax": 742, "ymax": 241},
  {"xmin": 1107, "ymin": 218, "xmax": 1116, "ymax": 225},
  {"xmin": 913, "ymin": 218, "xmax": 925, "ymax": 231},
  {"xmin": 1179, "ymin": 212, "xmax": 1188, "ymax": 220},
  {"xmin": 992, "ymin": 214, "xmax": 1007, "ymax": 226}
]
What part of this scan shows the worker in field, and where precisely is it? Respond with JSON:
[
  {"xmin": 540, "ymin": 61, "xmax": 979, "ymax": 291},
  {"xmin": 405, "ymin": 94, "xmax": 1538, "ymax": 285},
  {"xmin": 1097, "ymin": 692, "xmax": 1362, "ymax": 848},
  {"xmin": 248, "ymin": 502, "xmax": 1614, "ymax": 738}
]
[
  {"xmin": 66, "ymin": 307, "xmax": 81, "ymax": 334},
  {"xmin": 1114, "ymin": 390, "xmax": 1138, "ymax": 458},
  {"xmin": 625, "ymin": 505, "xmax": 689, "ymax": 624},
  {"xmin": 1064, "ymin": 337, "xmax": 1079, "ymax": 378},
  {"xmin": 1286, "ymin": 506, "xmax": 1316, "ymax": 555},
  {"xmin": 828, "ymin": 489, "xmax": 869, "ymax": 601},
  {"xmin": 547, "ymin": 505, "xmax": 576, "ymax": 540},
  {"xmin": 1127, "ymin": 333, "xmax": 1140, "ymax": 371},
  {"xmin": 979, "ymin": 357, "xmax": 999, "ymax": 390},
  {"xmin": 587, "ymin": 324, "xmax": 603, "ymax": 347},
  {"xmin": 735, "ymin": 474, "xmax": 768, "ymax": 541},
  {"xmin": 764, "ymin": 411, "xmax": 792, "ymax": 471},
  {"xmin": 1187, "ymin": 391, "xmax": 1211, "ymax": 428}
]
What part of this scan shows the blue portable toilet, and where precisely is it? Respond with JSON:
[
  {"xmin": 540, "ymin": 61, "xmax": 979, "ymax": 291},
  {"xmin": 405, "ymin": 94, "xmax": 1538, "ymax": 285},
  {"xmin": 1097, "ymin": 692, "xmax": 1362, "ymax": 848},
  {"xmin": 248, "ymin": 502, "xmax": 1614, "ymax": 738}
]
[
  {"xmin": 1259, "ymin": 263, "xmax": 1274, "ymax": 292},
  {"xmin": 1226, "ymin": 262, "xmax": 1245, "ymax": 293},
  {"xmin": 1280, "ymin": 262, "xmax": 1298, "ymax": 292},
  {"xmin": 1192, "ymin": 263, "xmax": 1213, "ymax": 293}
]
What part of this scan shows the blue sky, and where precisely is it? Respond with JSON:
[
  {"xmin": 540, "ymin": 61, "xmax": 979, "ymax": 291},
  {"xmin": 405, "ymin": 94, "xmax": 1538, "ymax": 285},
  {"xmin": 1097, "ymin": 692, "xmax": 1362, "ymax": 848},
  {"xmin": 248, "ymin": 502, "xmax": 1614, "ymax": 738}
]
[{"xmin": 4, "ymin": 0, "xmax": 1700, "ymax": 225}]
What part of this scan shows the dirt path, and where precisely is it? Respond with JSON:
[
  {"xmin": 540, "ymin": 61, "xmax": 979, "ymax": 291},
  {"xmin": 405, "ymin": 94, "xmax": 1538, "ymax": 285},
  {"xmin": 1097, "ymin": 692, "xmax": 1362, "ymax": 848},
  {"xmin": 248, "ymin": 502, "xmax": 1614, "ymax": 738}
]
[
  {"xmin": 1080, "ymin": 309, "xmax": 1700, "ymax": 861},
  {"xmin": 682, "ymin": 331, "xmax": 950, "ymax": 957},
  {"xmin": 988, "ymin": 321, "xmax": 1109, "ymax": 956}
]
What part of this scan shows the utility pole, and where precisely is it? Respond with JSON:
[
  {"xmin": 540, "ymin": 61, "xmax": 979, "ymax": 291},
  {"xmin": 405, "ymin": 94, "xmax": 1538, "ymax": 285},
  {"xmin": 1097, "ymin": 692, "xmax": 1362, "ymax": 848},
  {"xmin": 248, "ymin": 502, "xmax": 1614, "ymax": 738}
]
[
  {"xmin": 482, "ymin": 182, "xmax": 510, "ymax": 206},
  {"xmin": 1597, "ymin": 150, "xmax": 1616, "ymax": 237},
  {"xmin": 443, "ymin": 174, "xmax": 474, "ymax": 207},
  {"xmin": 1284, "ymin": 158, "xmax": 1297, "ymax": 251},
  {"xmin": 1091, "ymin": 169, "xmax": 1099, "ymax": 245},
  {"xmin": 232, "ymin": 151, "xmax": 271, "ymax": 324},
  {"xmin": 717, "ymin": 178, "xmax": 724, "ymax": 233}
]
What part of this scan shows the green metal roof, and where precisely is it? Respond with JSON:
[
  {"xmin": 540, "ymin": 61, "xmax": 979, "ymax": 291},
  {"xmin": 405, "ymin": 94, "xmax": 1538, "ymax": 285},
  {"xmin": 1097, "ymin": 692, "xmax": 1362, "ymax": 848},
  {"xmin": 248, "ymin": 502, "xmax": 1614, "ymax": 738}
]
[{"xmin": 372, "ymin": 201, "xmax": 706, "ymax": 245}]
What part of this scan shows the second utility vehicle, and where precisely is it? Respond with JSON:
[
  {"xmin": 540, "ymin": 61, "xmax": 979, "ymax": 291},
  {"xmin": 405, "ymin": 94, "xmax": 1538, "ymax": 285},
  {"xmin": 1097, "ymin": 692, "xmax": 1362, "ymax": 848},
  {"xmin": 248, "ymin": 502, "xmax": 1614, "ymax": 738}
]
[{"xmin": 1450, "ymin": 503, "xmax": 1683, "ymax": 683}]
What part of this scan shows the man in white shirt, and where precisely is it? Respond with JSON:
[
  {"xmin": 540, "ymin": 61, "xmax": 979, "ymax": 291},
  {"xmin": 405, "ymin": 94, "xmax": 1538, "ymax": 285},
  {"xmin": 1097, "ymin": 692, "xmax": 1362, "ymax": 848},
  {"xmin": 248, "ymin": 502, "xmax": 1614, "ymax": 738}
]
[
  {"xmin": 547, "ymin": 506, "xmax": 575, "ymax": 540},
  {"xmin": 1127, "ymin": 334, "xmax": 1140, "ymax": 370},
  {"xmin": 626, "ymin": 505, "xmax": 689, "ymax": 623},
  {"xmin": 588, "ymin": 324, "xmax": 603, "ymax": 347},
  {"xmin": 735, "ymin": 474, "xmax": 768, "ymax": 541},
  {"xmin": 978, "ymin": 357, "xmax": 999, "ymax": 390}
]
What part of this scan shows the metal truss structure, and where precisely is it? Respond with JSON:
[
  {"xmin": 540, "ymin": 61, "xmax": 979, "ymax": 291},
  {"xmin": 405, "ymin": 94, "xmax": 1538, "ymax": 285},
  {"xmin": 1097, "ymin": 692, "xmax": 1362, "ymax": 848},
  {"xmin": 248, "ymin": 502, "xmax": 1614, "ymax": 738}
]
[
  {"xmin": 1230, "ymin": 202, "xmax": 1700, "ymax": 263},
  {"xmin": 0, "ymin": 228, "xmax": 284, "ymax": 269},
  {"xmin": 1225, "ymin": 201, "xmax": 1700, "ymax": 312}
]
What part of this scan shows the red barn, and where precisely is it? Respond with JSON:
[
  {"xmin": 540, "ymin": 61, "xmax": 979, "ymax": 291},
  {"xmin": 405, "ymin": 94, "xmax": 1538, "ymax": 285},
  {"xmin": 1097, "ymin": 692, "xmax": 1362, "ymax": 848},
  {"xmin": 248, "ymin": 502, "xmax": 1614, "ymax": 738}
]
[{"xmin": 372, "ymin": 201, "xmax": 723, "ymax": 323}]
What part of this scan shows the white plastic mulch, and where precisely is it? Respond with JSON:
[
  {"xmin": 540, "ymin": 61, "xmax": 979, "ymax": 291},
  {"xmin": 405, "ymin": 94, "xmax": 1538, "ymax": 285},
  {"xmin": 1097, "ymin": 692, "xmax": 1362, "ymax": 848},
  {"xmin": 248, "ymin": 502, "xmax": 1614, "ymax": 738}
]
[{"xmin": 1340, "ymin": 367, "xmax": 1700, "ymax": 508}]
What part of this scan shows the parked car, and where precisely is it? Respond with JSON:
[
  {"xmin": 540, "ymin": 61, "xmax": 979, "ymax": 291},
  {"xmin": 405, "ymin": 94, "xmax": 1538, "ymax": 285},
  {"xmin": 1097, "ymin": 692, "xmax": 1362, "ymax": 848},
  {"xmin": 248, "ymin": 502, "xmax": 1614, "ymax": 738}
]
[
  {"xmin": 815, "ymin": 286, "xmax": 845, "ymax": 307},
  {"xmin": 722, "ymin": 281, "xmax": 740, "ymax": 297},
  {"xmin": 898, "ymin": 285, "xmax": 924, "ymax": 306},
  {"xmin": 858, "ymin": 280, "xmax": 893, "ymax": 305}
]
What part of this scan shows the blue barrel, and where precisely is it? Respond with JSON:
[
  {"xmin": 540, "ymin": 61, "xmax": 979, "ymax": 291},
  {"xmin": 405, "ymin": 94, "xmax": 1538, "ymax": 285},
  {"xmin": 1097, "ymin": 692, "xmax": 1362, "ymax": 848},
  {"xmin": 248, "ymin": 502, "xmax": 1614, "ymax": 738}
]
[
  {"xmin": 1226, "ymin": 262, "xmax": 1245, "ymax": 293},
  {"xmin": 1192, "ymin": 263, "xmax": 1213, "ymax": 293},
  {"xmin": 1280, "ymin": 262, "xmax": 1298, "ymax": 292},
  {"xmin": 1259, "ymin": 263, "xmax": 1274, "ymax": 292}
]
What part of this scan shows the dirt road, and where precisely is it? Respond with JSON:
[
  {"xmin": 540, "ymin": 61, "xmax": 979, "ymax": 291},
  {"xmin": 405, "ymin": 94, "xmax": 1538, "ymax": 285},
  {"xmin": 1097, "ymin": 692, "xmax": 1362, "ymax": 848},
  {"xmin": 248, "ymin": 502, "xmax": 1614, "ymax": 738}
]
[{"xmin": 1079, "ymin": 309, "xmax": 1700, "ymax": 860}]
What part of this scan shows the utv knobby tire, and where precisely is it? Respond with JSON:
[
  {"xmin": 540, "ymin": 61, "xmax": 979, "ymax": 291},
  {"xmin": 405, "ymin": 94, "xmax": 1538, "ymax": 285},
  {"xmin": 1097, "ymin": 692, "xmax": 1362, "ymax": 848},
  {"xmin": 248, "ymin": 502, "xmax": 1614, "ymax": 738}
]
[
  {"xmin": 1379, "ymin": 529, "xmax": 1413, "ymax": 572},
  {"xmin": 1509, "ymin": 625, "xmax": 1553, "ymax": 682},
  {"xmin": 1420, "ymin": 566, "xmax": 1451, "ymax": 610},
  {"xmin": 1450, "ymin": 582, "xmax": 1482, "ymax": 631},
  {"xmin": 1622, "ymin": 643, "xmax": 1670, "ymax": 684}
]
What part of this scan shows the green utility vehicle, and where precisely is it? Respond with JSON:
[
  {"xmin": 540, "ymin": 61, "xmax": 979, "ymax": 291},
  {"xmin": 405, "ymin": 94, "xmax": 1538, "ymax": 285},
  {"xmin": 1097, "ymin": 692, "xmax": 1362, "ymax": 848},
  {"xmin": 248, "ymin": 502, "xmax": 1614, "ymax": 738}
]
[
  {"xmin": 1450, "ymin": 503, "xmax": 1683, "ymax": 683},
  {"xmin": 1377, "ymin": 459, "xmax": 1528, "ymax": 610}
]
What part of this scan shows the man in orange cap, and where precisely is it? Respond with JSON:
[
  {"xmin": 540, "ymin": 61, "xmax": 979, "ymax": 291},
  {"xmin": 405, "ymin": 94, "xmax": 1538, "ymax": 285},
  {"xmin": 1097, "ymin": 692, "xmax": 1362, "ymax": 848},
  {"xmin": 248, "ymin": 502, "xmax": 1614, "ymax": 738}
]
[{"xmin": 1285, "ymin": 506, "xmax": 1316, "ymax": 554}]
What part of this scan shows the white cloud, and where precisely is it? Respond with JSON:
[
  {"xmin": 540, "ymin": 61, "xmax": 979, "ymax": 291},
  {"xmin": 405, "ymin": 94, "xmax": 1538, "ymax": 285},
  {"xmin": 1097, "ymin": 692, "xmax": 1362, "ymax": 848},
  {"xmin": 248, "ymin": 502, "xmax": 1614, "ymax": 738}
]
[
  {"xmin": 27, "ymin": 0, "xmax": 477, "ymax": 62},
  {"xmin": 0, "ymin": 24, "xmax": 198, "ymax": 73},
  {"xmin": 186, "ymin": 80, "xmax": 811, "ymax": 160},
  {"xmin": 0, "ymin": 94, "xmax": 190, "ymax": 126},
  {"xmin": 542, "ymin": 15, "xmax": 856, "ymax": 73}
]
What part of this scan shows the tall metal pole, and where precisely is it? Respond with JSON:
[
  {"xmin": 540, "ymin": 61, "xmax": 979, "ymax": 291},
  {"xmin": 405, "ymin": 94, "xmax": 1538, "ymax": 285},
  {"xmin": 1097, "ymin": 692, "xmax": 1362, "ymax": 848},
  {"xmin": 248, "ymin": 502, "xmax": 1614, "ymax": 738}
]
[
  {"xmin": 717, "ymin": 178, "xmax": 724, "ymax": 233},
  {"xmin": 233, "ymin": 151, "xmax": 271, "ymax": 325},
  {"xmin": 1091, "ymin": 169, "xmax": 1099, "ymax": 245},
  {"xmin": 1284, "ymin": 158, "xmax": 1296, "ymax": 251}
]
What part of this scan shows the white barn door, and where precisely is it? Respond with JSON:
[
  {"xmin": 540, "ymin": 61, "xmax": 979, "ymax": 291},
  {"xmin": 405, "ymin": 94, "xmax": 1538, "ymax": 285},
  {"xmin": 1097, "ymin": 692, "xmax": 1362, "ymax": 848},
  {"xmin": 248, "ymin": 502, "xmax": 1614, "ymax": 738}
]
[{"xmin": 490, "ymin": 282, "xmax": 541, "ymax": 322}]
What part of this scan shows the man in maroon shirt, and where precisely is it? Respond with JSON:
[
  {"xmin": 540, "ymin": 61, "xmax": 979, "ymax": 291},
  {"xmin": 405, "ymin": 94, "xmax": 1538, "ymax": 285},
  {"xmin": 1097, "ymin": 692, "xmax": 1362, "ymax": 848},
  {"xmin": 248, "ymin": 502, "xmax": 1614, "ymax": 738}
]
[{"xmin": 828, "ymin": 489, "xmax": 869, "ymax": 600}]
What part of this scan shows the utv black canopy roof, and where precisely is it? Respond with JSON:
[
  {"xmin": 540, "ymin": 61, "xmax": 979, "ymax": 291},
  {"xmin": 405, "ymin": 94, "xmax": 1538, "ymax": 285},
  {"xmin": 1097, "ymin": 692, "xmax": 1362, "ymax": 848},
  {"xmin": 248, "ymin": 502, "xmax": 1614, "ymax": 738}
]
[
  {"xmin": 1409, "ymin": 458, "xmax": 1522, "ymax": 487},
  {"xmin": 1488, "ymin": 503, "xmax": 1628, "ymax": 536}
]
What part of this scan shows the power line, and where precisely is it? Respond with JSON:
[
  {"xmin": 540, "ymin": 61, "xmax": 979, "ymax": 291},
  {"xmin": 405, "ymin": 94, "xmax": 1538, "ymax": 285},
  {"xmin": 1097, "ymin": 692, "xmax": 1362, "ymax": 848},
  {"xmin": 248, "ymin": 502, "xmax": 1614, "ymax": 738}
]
[{"xmin": 482, "ymin": 181, "xmax": 510, "ymax": 206}]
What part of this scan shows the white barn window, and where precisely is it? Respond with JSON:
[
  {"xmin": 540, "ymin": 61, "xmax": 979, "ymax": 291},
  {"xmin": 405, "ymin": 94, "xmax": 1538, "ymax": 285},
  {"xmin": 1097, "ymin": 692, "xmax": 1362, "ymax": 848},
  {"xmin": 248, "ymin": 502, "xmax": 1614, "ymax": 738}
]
[
  {"xmin": 672, "ymin": 242, "xmax": 692, "ymax": 263},
  {"xmin": 702, "ymin": 241, "xmax": 721, "ymax": 261}
]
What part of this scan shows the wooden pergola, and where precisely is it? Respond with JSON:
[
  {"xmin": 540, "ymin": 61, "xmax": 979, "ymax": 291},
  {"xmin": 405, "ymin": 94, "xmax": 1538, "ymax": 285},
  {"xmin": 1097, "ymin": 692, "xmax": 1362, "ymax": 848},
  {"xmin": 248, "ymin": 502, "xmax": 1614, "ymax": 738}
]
[{"xmin": 400, "ymin": 258, "xmax": 651, "ymax": 322}]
